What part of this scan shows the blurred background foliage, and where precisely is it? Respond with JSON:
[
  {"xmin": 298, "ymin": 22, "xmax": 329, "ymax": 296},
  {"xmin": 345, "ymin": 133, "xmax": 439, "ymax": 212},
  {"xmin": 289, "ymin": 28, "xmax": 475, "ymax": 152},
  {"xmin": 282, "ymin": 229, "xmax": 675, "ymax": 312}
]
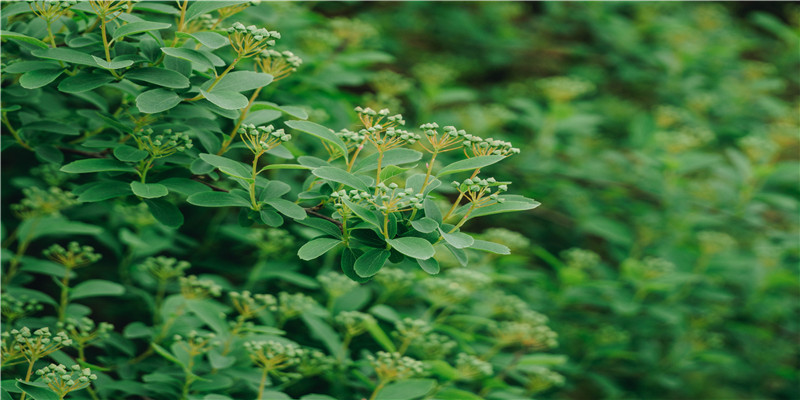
[{"xmin": 250, "ymin": 1, "xmax": 800, "ymax": 399}]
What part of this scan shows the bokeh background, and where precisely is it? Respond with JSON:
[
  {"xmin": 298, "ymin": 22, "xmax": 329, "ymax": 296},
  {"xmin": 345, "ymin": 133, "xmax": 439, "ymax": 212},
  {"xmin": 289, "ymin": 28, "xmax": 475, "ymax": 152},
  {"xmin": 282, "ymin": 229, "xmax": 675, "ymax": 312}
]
[{"xmin": 247, "ymin": 2, "xmax": 800, "ymax": 399}]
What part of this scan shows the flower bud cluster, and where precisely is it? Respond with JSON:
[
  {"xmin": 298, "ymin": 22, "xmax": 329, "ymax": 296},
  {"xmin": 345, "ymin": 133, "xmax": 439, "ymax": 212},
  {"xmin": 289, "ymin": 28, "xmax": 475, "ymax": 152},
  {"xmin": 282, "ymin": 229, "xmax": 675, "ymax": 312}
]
[
  {"xmin": 524, "ymin": 366, "xmax": 566, "ymax": 394},
  {"xmin": 246, "ymin": 228, "xmax": 295, "ymax": 257},
  {"xmin": 354, "ymin": 106, "xmax": 405, "ymax": 129},
  {"xmin": 230, "ymin": 291, "xmax": 277, "ymax": 320},
  {"xmin": 492, "ymin": 320, "xmax": 558, "ymax": 350},
  {"xmin": 367, "ymin": 351, "xmax": 425, "ymax": 382},
  {"xmin": 11, "ymin": 187, "xmax": 77, "ymax": 218},
  {"xmin": 336, "ymin": 128, "xmax": 366, "ymax": 145},
  {"xmin": 318, "ymin": 272, "xmax": 358, "ymax": 299},
  {"xmin": 371, "ymin": 183, "xmax": 425, "ymax": 212},
  {"xmin": 335, "ymin": 311, "xmax": 375, "ymax": 337},
  {"xmin": 392, "ymin": 318, "xmax": 431, "ymax": 343},
  {"xmin": 245, "ymin": 340, "xmax": 304, "ymax": 371},
  {"xmin": 8, "ymin": 327, "xmax": 73, "ymax": 361},
  {"xmin": 654, "ymin": 126, "xmax": 713, "ymax": 153},
  {"xmin": 257, "ymin": 49, "xmax": 303, "ymax": 81},
  {"xmin": 43, "ymin": 242, "xmax": 101, "ymax": 269},
  {"xmin": 483, "ymin": 292, "xmax": 529, "ymax": 319},
  {"xmin": 277, "ymin": 292, "xmax": 318, "ymax": 321},
  {"xmin": 143, "ymin": 256, "xmax": 190, "ymax": 282},
  {"xmin": 462, "ymin": 134, "xmax": 520, "ymax": 157},
  {"xmin": 57, "ymin": 317, "xmax": 113, "ymax": 348},
  {"xmin": 452, "ymin": 176, "xmax": 508, "ymax": 204},
  {"xmin": 238, "ymin": 123, "xmax": 291, "ymax": 154},
  {"xmin": 374, "ymin": 267, "xmax": 415, "ymax": 294},
  {"xmin": 410, "ymin": 332, "xmax": 456, "ymax": 360},
  {"xmin": 179, "ymin": 275, "xmax": 222, "ymax": 299},
  {"xmin": 133, "ymin": 128, "xmax": 193, "ymax": 158},
  {"xmin": 1, "ymin": 293, "xmax": 43, "ymax": 323},
  {"xmin": 561, "ymin": 248, "xmax": 601, "ymax": 270},
  {"xmin": 739, "ymin": 135, "xmax": 778, "ymax": 164},
  {"xmin": 227, "ymin": 22, "xmax": 281, "ymax": 58},
  {"xmin": 35, "ymin": 364, "xmax": 96, "ymax": 397},
  {"xmin": 297, "ymin": 349, "xmax": 335, "ymax": 376},
  {"xmin": 173, "ymin": 330, "xmax": 217, "ymax": 356},
  {"xmin": 28, "ymin": 0, "xmax": 77, "ymax": 22},
  {"xmin": 697, "ymin": 231, "xmax": 736, "ymax": 255},
  {"xmin": 454, "ymin": 353, "xmax": 493, "ymax": 381},
  {"xmin": 418, "ymin": 123, "xmax": 466, "ymax": 153}
]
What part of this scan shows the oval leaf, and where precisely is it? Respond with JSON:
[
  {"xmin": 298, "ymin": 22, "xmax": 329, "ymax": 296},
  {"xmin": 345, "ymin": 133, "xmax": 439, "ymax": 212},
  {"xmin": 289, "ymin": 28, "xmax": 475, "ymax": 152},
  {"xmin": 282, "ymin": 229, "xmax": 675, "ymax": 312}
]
[
  {"xmin": 130, "ymin": 181, "xmax": 169, "ymax": 199},
  {"xmin": 144, "ymin": 198, "xmax": 184, "ymax": 228},
  {"xmin": 58, "ymin": 72, "xmax": 115, "ymax": 93},
  {"xmin": 113, "ymin": 145, "xmax": 149, "ymax": 162},
  {"xmin": 375, "ymin": 379, "xmax": 437, "ymax": 400},
  {"xmin": 312, "ymin": 167, "xmax": 368, "ymax": 192},
  {"xmin": 200, "ymin": 89, "xmax": 248, "ymax": 110},
  {"xmin": 297, "ymin": 237, "xmax": 342, "ymax": 260},
  {"xmin": 61, "ymin": 158, "xmax": 135, "ymax": 173},
  {"xmin": 438, "ymin": 227, "xmax": 474, "ymax": 249},
  {"xmin": 285, "ymin": 120, "xmax": 348, "ymax": 161},
  {"xmin": 70, "ymin": 279, "xmax": 125, "ymax": 300},
  {"xmin": 411, "ymin": 217, "xmax": 439, "ymax": 233},
  {"xmin": 19, "ymin": 68, "xmax": 63, "ymax": 89},
  {"xmin": 137, "ymin": 88, "xmax": 181, "ymax": 114},
  {"xmin": 387, "ymin": 237, "xmax": 435, "ymax": 260},
  {"xmin": 212, "ymin": 71, "xmax": 273, "ymax": 92},
  {"xmin": 124, "ymin": 67, "xmax": 190, "ymax": 89},
  {"xmin": 264, "ymin": 198, "xmax": 306, "ymax": 220},
  {"xmin": 437, "ymin": 155, "xmax": 505, "ymax": 177},
  {"xmin": 187, "ymin": 191, "xmax": 251, "ymax": 208},
  {"xmin": 470, "ymin": 239, "xmax": 510, "ymax": 255},
  {"xmin": 416, "ymin": 257, "xmax": 440, "ymax": 274},
  {"xmin": 354, "ymin": 249, "xmax": 390, "ymax": 278},
  {"xmin": 112, "ymin": 21, "xmax": 172, "ymax": 41}
]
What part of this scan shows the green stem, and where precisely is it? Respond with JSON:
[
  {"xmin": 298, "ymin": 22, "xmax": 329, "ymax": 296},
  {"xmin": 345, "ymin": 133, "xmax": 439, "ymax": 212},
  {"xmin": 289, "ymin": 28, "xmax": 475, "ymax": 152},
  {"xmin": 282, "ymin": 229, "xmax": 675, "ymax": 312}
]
[
  {"xmin": 139, "ymin": 158, "xmax": 155, "ymax": 183},
  {"xmin": 375, "ymin": 151, "xmax": 384, "ymax": 191},
  {"xmin": 250, "ymin": 152, "xmax": 263, "ymax": 210},
  {"xmin": 3, "ymin": 219, "xmax": 39, "ymax": 287},
  {"xmin": 407, "ymin": 151, "xmax": 439, "ymax": 223},
  {"xmin": 368, "ymin": 380, "xmax": 387, "ymax": 400},
  {"xmin": 58, "ymin": 272, "xmax": 71, "ymax": 322},
  {"xmin": 20, "ymin": 359, "xmax": 36, "ymax": 400},
  {"xmin": 186, "ymin": 59, "xmax": 240, "ymax": 101},
  {"xmin": 218, "ymin": 86, "xmax": 263, "ymax": 155},
  {"xmin": 2, "ymin": 112, "xmax": 33, "ymax": 151},
  {"xmin": 258, "ymin": 367, "xmax": 270, "ymax": 400}
]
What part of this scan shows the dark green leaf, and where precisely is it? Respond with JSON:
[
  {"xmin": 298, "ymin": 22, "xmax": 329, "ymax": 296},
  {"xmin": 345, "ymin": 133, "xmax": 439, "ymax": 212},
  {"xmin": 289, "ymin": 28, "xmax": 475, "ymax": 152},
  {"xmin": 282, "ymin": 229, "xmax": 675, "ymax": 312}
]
[
  {"xmin": 184, "ymin": 0, "xmax": 248, "ymax": 22},
  {"xmin": 466, "ymin": 196, "xmax": 541, "ymax": 218},
  {"xmin": 296, "ymin": 217, "xmax": 342, "ymax": 239},
  {"xmin": 469, "ymin": 239, "xmax": 510, "ymax": 255},
  {"xmin": 259, "ymin": 209, "xmax": 283, "ymax": 227},
  {"xmin": 285, "ymin": 120, "xmax": 348, "ymax": 160},
  {"xmin": 112, "ymin": 21, "xmax": 172, "ymax": 41},
  {"xmin": 437, "ymin": 155, "xmax": 505, "ymax": 177},
  {"xmin": 411, "ymin": 217, "xmax": 439, "ymax": 233},
  {"xmin": 264, "ymin": 198, "xmax": 306, "ymax": 220},
  {"xmin": 92, "ymin": 55, "xmax": 134, "ymax": 70},
  {"xmin": 387, "ymin": 237, "xmax": 435, "ymax": 259},
  {"xmin": 19, "ymin": 68, "xmax": 63, "ymax": 89},
  {"xmin": 158, "ymin": 177, "xmax": 211, "ymax": 196},
  {"xmin": 160, "ymin": 47, "xmax": 213, "ymax": 71},
  {"xmin": 186, "ymin": 299, "xmax": 229, "ymax": 335},
  {"xmin": 365, "ymin": 320, "xmax": 397, "ymax": 352},
  {"xmin": 354, "ymin": 249, "xmax": 390, "ymax": 277},
  {"xmin": 342, "ymin": 199, "xmax": 381, "ymax": 228},
  {"xmin": 212, "ymin": 71, "xmax": 273, "ymax": 92},
  {"xmin": 124, "ymin": 67, "xmax": 190, "ymax": 89},
  {"xmin": 424, "ymin": 198, "xmax": 442, "ymax": 223},
  {"xmin": 188, "ymin": 191, "xmax": 251, "ymax": 208},
  {"xmin": 1, "ymin": 30, "xmax": 48, "ymax": 49},
  {"xmin": 77, "ymin": 181, "xmax": 132, "ymax": 202},
  {"xmin": 34, "ymin": 145, "xmax": 63, "ymax": 164},
  {"xmin": 70, "ymin": 279, "xmax": 125, "ymax": 300},
  {"xmin": 313, "ymin": 167, "xmax": 368, "ymax": 192},
  {"xmin": 31, "ymin": 48, "xmax": 97, "ymax": 66},
  {"xmin": 297, "ymin": 238, "xmax": 342, "ymax": 260},
  {"xmin": 61, "ymin": 158, "xmax": 136, "ymax": 173},
  {"xmin": 144, "ymin": 198, "xmax": 184, "ymax": 228},
  {"xmin": 198, "ymin": 153, "xmax": 252, "ymax": 179},
  {"xmin": 375, "ymin": 379, "xmax": 436, "ymax": 400},
  {"xmin": 136, "ymin": 88, "xmax": 181, "ymax": 114},
  {"xmin": 354, "ymin": 148, "xmax": 423, "ymax": 172},
  {"xmin": 341, "ymin": 248, "xmax": 370, "ymax": 282},
  {"xmin": 113, "ymin": 145, "xmax": 149, "ymax": 162},
  {"xmin": 187, "ymin": 31, "xmax": 229, "ymax": 49},
  {"xmin": 131, "ymin": 181, "xmax": 168, "ymax": 198},
  {"xmin": 58, "ymin": 72, "xmax": 115, "ymax": 93},
  {"xmin": 15, "ymin": 381, "xmax": 58, "ymax": 400},
  {"xmin": 200, "ymin": 89, "xmax": 248, "ymax": 110},
  {"xmin": 301, "ymin": 314, "xmax": 344, "ymax": 360}
]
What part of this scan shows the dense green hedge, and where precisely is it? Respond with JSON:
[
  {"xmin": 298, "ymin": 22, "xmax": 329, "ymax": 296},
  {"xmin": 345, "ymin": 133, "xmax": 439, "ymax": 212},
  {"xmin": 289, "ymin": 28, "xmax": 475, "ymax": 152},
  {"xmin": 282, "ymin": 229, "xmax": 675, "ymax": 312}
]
[{"xmin": 2, "ymin": 1, "xmax": 798, "ymax": 400}]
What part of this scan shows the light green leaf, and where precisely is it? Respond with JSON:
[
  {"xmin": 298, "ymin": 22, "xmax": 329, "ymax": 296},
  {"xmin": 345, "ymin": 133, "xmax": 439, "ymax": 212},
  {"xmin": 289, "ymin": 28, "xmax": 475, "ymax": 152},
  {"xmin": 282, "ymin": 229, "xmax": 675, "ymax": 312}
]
[
  {"xmin": 257, "ymin": 164, "xmax": 313, "ymax": 174},
  {"xmin": 340, "ymin": 249, "xmax": 370, "ymax": 282},
  {"xmin": 342, "ymin": 199, "xmax": 381, "ymax": 228},
  {"xmin": 416, "ymin": 258, "xmax": 440, "ymax": 274},
  {"xmin": 259, "ymin": 209, "xmax": 283, "ymax": 227},
  {"xmin": 112, "ymin": 21, "xmax": 172, "ymax": 41},
  {"xmin": 136, "ymin": 88, "xmax": 181, "ymax": 114},
  {"xmin": 285, "ymin": 120, "xmax": 348, "ymax": 161},
  {"xmin": 354, "ymin": 249, "xmax": 390, "ymax": 277},
  {"xmin": 387, "ymin": 237, "xmax": 435, "ymax": 259},
  {"xmin": 184, "ymin": 0, "xmax": 248, "ymax": 22},
  {"xmin": 438, "ymin": 227, "xmax": 474, "ymax": 249},
  {"xmin": 244, "ymin": 109, "xmax": 282, "ymax": 125},
  {"xmin": 124, "ymin": 67, "xmax": 190, "ymax": 89},
  {"xmin": 212, "ymin": 71, "xmax": 273, "ymax": 92},
  {"xmin": 130, "ymin": 181, "xmax": 169, "ymax": 199},
  {"xmin": 375, "ymin": 379, "xmax": 436, "ymax": 400},
  {"xmin": 19, "ymin": 68, "xmax": 63, "ymax": 89},
  {"xmin": 424, "ymin": 198, "xmax": 442, "ymax": 223},
  {"xmin": 437, "ymin": 155, "xmax": 505, "ymax": 177},
  {"xmin": 186, "ymin": 299, "xmax": 229, "ymax": 335},
  {"xmin": 144, "ymin": 198, "xmax": 184, "ymax": 228},
  {"xmin": 312, "ymin": 167, "xmax": 368, "ymax": 192},
  {"xmin": 92, "ymin": 55, "xmax": 134, "ymax": 70},
  {"xmin": 466, "ymin": 196, "xmax": 541, "ymax": 218},
  {"xmin": 253, "ymin": 102, "xmax": 308, "ymax": 119},
  {"xmin": 113, "ymin": 145, "xmax": 149, "ymax": 162},
  {"xmin": 160, "ymin": 47, "xmax": 213, "ymax": 71},
  {"xmin": 469, "ymin": 239, "xmax": 510, "ymax": 255},
  {"xmin": 158, "ymin": 178, "xmax": 211, "ymax": 196},
  {"xmin": 31, "ymin": 47, "xmax": 97, "ymax": 66},
  {"xmin": 379, "ymin": 164, "xmax": 414, "ymax": 181},
  {"xmin": 15, "ymin": 381, "xmax": 58, "ymax": 400},
  {"xmin": 70, "ymin": 279, "xmax": 125, "ymax": 300},
  {"xmin": 519, "ymin": 354, "xmax": 568, "ymax": 366},
  {"xmin": 186, "ymin": 31, "xmax": 229, "ymax": 49},
  {"xmin": 58, "ymin": 72, "xmax": 115, "ymax": 93},
  {"xmin": 198, "ymin": 153, "xmax": 252, "ymax": 180},
  {"xmin": 297, "ymin": 238, "xmax": 342, "ymax": 260},
  {"xmin": 61, "ymin": 159, "xmax": 136, "ymax": 173},
  {"xmin": 77, "ymin": 181, "xmax": 132, "ymax": 202},
  {"xmin": 411, "ymin": 217, "xmax": 438, "ymax": 233},
  {"xmin": 187, "ymin": 191, "xmax": 251, "ymax": 208},
  {"xmin": 200, "ymin": 89, "xmax": 248, "ymax": 110},
  {"xmin": 354, "ymin": 148, "xmax": 423, "ymax": 172},
  {"xmin": 264, "ymin": 199, "xmax": 306, "ymax": 220},
  {"xmin": 295, "ymin": 217, "xmax": 342, "ymax": 239},
  {"xmin": 207, "ymin": 349, "xmax": 236, "ymax": 370},
  {"xmin": 1, "ymin": 30, "xmax": 49, "ymax": 49}
]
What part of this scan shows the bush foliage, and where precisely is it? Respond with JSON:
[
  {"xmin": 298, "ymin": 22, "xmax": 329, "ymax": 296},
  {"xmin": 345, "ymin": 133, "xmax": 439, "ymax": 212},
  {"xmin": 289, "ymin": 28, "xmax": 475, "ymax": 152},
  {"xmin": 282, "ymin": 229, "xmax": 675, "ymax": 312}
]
[{"xmin": 1, "ymin": 2, "xmax": 798, "ymax": 400}]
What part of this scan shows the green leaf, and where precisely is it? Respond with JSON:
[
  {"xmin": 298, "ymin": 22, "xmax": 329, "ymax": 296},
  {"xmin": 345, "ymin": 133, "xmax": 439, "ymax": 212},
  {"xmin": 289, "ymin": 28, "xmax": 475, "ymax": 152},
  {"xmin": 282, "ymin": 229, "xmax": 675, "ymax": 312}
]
[
  {"xmin": 77, "ymin": 181, "xmax": 132, "ymax": 202},
  {"xmin": 58, "ymin": 72, "xmax": 115, "ymax": 93},
  {"xmin": 301, "ymin": 314, "xmax": 344, "ymax": 360},
  {"xmin": 379, "ymin": 164, "xmax": 414, "ymax": 181},
  {"xmin": 258, "ymin": 164, "xmax": 313, "ymax": 173},
  {"xmin": 20, "ymin": 216, "xmax": 103, "ymax": 241},
  {"xmin": 342, "ymin": 199, "xmax": 381, "ymax": 228},
  {"xmin": 253, "ymin": 102, "xmax": 308, "ymax": 119},
  {"xmin": 285, "ymin": 120, "xmax": 348, "ymax": 161},
  {"xmin": 160, "ymin": 47, "xmax": 213, "ymax": 71},
  {"xmin": 186, "ymin": 299, "xmax": 229, "ymax": 335},
  {"xmin": 184, "ymin": 0, "xmax": 248, "ymax": 22},
  {"xmin": 198, "ymin": 153, "xmax": 252, "ymax": 180},
  {"xmin": 70, "ymin": 279, "xmax": 125, "ymax": 300},
  {"xmin": 112, "ymin": 21, "xmax": 172, "ymax": 41},
  {"xmin": 4, "ymin": 61, "xmax": 61, "ymax": 74},
  {"xmin": 416, "ymin": 258, "xmax": 440, "ymax": 274},
  {"xmin": 437, "ymin": 155, "xmax": 505, "ymax": 177},
  {"xmin": 312, "ymin": 167, "xmax": 368, "ymax": 192},
  {"xmin": 186, "ymin": 31, "xmax": 229, "ymax": 49},
  {"xmin": 34, "ymin": 145, "xmax": 63, "ymax": 164},
  {"xmin": 207, "ymin": 349, "xmax": 236, "ymax": 370},
  {"xmin": 297, "ymin": 238, "xmax": 342, "ymax": 260},
  {"xmin": 424, "ymin": 198, "xmax": 442, "ymax": 223},
  {"xmin": 113, "ymin": 145, "xmax": 149, "ymax": 162},
  {"xmin": 31, "ymin": 48, "xmax": 97, "ymax": 66},
  {"xmin": 144, "ymin": 198, "xmax": 184, "ymax": 228},
  {"xmin": 264, "ymin": 199, "xmax": 306, "ymax": 220},
  {"xmin": 15, "ymin": 381, "xmax": 58, "ymax": 400},
  {"xmin": 466, "ymin": 196, "xmax": 541, "ymax": 218},
  {"xmin": 124, "ymin": 67, "xmax": 190, "ymax": 89},
  {"xmin": 19, "ymin": 68, "xmax": 63, "ymax": 89},
  {"xmin": 365, "ymin": 320, "xmax": 397, "ymax": 352},
  {"xmin": 159, "ymin": 177, "xmax": 211, "ymax": 196},
  {"xmin": 258, "ymin": 180, "xmax": 291, "ymax": 200},
  {"xmin": 61, "ymin": 158, "xmax": 136, "ymax": 173},
  {"xmin": 92, "ymin": 55, "xmax": 134, "ymax": 70},
  {"xmin": 1, "ymin": 387, "xmax": 13, "ymax": 400},
  {"xmin": 387, "ymin": 237, "xmax": 435, "ymax": 260},
  {"xmin": 259, "ymin": 209, "xmax": 283, "ymax": 227},
  {"xmin": 1, "ymin": 30, "xmax": 49, "ymax": 49},
  {"xmin": 200, "ymin": 89, "xmax": 248, "ymax": 110},
  {"xmin": 469, "ymin": 239, "xmax": 510, "ymax": 255},
  {"xmin": 212, "ymin": 71, "xmax": 273, "ymax": 92},
  {"xmin": 411, "ymin": 217, "xmax": 439, "ymax": 233},
  {"xmin": 519, "ymin": 354, "xmax": 568, "ymax": 366},
  {"xmin": 151, "ymin": 342, "xmax": 185, "ymax": 367},
  {"xmin": 131, "ymin": 181, "xmax": 169, "ymax": 199},
  {"xmin": 295, "ymin": 217, "xmax": 342, "ymax": 239},
  {"xmin": 340, "ymin": 249, "xmax": 370, "ymax": 282},
  {"xmin": 354, "ymin": 148, "xmax": 423, "ymax": 172},
  {"xmin": 446, "ymin": 244, "xmax": 468, "ymax": 267},
  {"xmin": 375, "ymin": 379, "xmax": 436, "ymax": 400},
  {"xmin": 438, "ymin": 227, "xmax": 474, "ymax": 249},
  {"xmin": 244, "ymin": 109, "xmax": 282, "ymax": 125},
  {"xmin": 354, "ymin": 249, "xmax": 390, "ymax": 278},
  {"xmin": 434, "ymin": 387, "xmax": 483, "ymax": 400},
  {"xmin": 136, "ymin": 88, "xmax": 181, "ymax": 114},
  {"xmin": 187, "ymin": 191, "xmax": 251, "ymax": 208}
]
